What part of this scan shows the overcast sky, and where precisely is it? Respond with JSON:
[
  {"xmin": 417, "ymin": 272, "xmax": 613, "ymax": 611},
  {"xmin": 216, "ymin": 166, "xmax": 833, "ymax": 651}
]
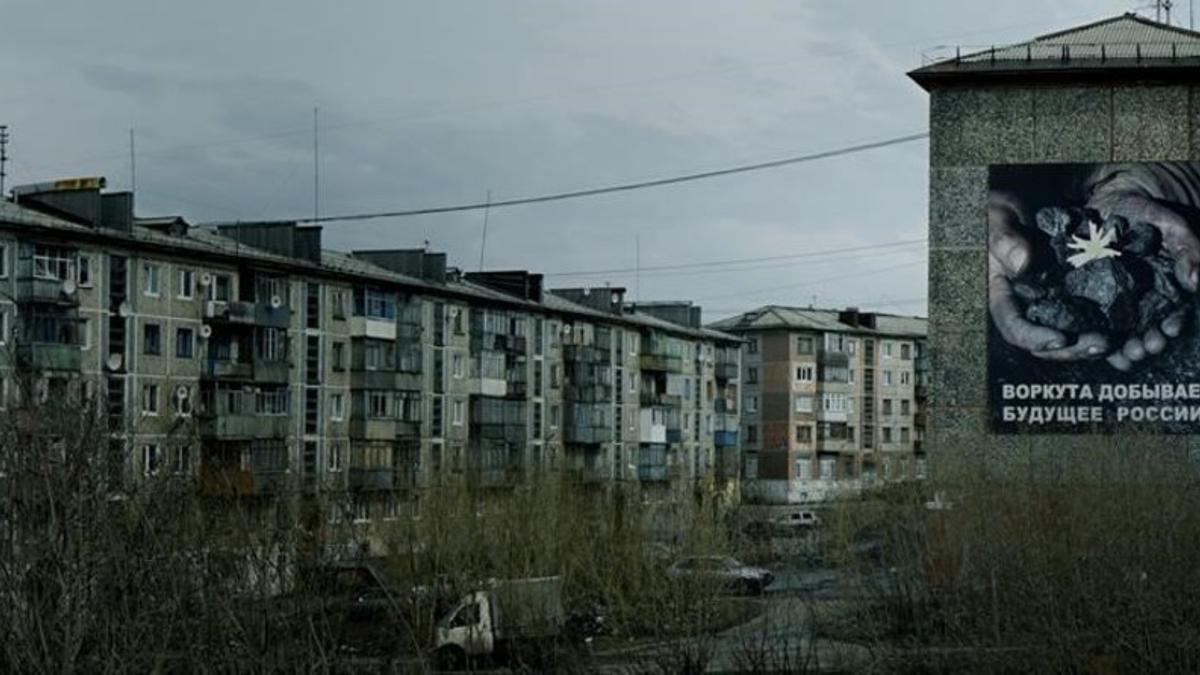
[{"xmin": 1, "ymin": 0, "xmax": 1149, "ymax": 321}]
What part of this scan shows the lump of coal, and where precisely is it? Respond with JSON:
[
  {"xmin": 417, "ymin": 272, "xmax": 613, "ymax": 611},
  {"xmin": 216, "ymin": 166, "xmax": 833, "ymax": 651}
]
[
  {"xmin": 1144, "ymin": 253, "xmax": 1184, "ymax": 303},
  {"xmin": 1122, "ymin": 221, "xmax": 1162, "ymax": 257},
  {"xmin": 1136, "ymin": 291, "xmax": 1177, "ymax": 334},
  {"xmin": 1026, "ymin": 296, "xmax": 1107, "ymax": 333},
  {"xmin": 1104, "ymin": 214, "xmax": 1130, "ymax": 242},
  {"xmin": 1036, "ymin": 207, "xmax": 1075, "ymax": 239},
  {"xmin": 1063, "ymin": 257, "xmax": 1141, "ymax": 331},
  {"xmin": 1011, "ymin": 281, "xmax": 1047, "ymax": 303}
]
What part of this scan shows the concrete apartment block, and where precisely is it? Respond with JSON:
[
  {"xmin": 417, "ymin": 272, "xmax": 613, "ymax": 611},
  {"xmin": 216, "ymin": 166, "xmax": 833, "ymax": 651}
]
[
  {"xmin": 711, "ymin": 306, "xmax": 927, "ymax": 504},
  {"xmin": 0, "ymin": 179, "xmax": 743, "ymax": 556}
]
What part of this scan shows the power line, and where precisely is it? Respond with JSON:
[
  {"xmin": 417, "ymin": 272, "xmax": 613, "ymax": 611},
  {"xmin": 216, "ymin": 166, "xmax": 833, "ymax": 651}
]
[
  {"xmin": 201, "ymin": 131, "xmax": 927, "ymax": 226},
  {"xmin": 693, "ymin": 259, "xmax": 926, "ymax": 303},
  {"xmin": 543, "ymin": 237, "xmax": 926, "ymax": 278}
]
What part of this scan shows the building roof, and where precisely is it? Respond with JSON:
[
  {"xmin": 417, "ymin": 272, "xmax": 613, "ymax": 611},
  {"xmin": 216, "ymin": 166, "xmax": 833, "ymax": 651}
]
[
  {"xmin": 707, "ymin": 305, "xmax": 927, "ymax": 338},
  {"xmin": 909, "ymin": 13, "xmax": 1200, "ymax": 89},
  {"xmin": 0, "ymin": 199, "xmax": 740, "ymax": 345}
]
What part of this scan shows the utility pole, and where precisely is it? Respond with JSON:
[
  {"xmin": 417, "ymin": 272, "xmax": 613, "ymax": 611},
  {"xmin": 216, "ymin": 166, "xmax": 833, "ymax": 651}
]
[
  {"xmin": 635, "ymin": 233, "xmax": 641, "ymax": 304},
  {"xmin": 0, "ymin": 125, "xmax": 8, "ymax": 196},
  {"xmin": 478, "ymin": 189, "xmax": 492, "ymax": 271},
  {"xmin": 313, "ymin": 107, "xmax": 320, "ymax": 222}
]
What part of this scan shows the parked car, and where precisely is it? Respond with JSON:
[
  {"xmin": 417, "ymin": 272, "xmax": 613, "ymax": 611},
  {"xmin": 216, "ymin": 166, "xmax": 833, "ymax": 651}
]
[
  {"xmin": 666, "ymin": 555, "xmax": 774, "ymax": 595},
  {"xmin": 772, "ymin": 510, "xmax": 821, "ymax": 532}
]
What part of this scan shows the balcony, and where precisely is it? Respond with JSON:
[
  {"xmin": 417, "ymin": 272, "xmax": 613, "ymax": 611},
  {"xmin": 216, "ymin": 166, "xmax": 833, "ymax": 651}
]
[
  {"xmin": 818, "ymin": 350, "xmax": 851, "ymax": 367},
  {"xmin": 203, "ymin": 359, "xmax": 253, "ymax": 380},
  {"xmin": 349, "ymin": 467, "xmax": 394, "ymax": 491},
  {"xmin": 714, "ymin": 362, "xmax": 739, "ymax": 381},
  {"xmin": 348, "ymin": 316, "xmax": 397, "ymax": 340},
  {"xmin": 639, "ymin": 353, "xmax": 682, "ymax": 373},
  {"xmin": 505, "ymin": 381, "xmax": 528, "ymax": 400},
  {"xmin": 638, "ymin": 464, "xmax": 670, "ymax": 482},
  {"xmin": 16, "ymin": 277, "xmax": 79, "ymax": 306},
  {"xmin": 200, "ymin": 466, "xmax": 288, "ymax": 497},
  {"xmin": 713, "ymin": 399, "xmax": 737, "ymax": 414},
  {"xmin": 203, "ymin": 300, "xmax": 290, "ymax": 329},
  {"xmin": 714, "ymin": 430, "xmax": 739, "ymax": 447},
  {"xmin": 350, "ymin": 369, "xmax": 400, "ymax": 390},
  {"xmin": 639, "ymin": 391, "xmax": 682, "ymax": 408},
  {"xmin": 564, "ymin": 424, "xmax": 613, "ymax": 444},
  {"xmin": 565, "ymin": 383, "xmax": 613, "ymax": 402},
  {"xmin": 197, "ymin": 414, "xmax": 290, "ymax": 440},
  {"xmin": 490, "ymin": 334, "xmax": 527, "ymax": 354},
  {"xmin": 348, "ymin": 418, "xmax": 397, "ymax": 440},
  {"xmin": 16, "ymin": 343, "xmax": 81, "ymax": 372},
  {"xmin": 563, "ymin": 344, "xmax": 609, "ymax": 363}
]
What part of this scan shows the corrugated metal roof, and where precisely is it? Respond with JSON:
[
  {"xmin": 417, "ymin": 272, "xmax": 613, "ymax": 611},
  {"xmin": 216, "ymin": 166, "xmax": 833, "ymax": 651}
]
[{"xmin": 708, "ymin": 305, "xmax": 927, "ymax": 338}]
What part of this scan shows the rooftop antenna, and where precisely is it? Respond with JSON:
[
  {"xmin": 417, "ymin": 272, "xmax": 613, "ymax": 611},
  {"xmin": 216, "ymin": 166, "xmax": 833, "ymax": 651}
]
[
  {"xmin": 129, "ymin": 127, "xmax": 136, "ymax": 195},
  {"xmin": 635, "ymin": 232, "xmax": 641, "ymax": 303},
  {"xmin": 0, "ymin": 125, "xmax": 8, "ymax": 196},
  {"xmin": 313, "ymin": 106, "xmax": 319, "ymax": 221},
  {"xmin": 478, "ymin": 189, "xmax": 491, "ymax": 271},
  {"xmin": 1158, "ymin": 0, "xmax": 1174, "ymax": 23}
]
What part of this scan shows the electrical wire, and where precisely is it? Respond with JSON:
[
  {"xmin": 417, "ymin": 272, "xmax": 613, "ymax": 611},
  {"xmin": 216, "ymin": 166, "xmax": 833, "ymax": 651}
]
[{"xmin": 199, "ymin": 132, "xmax": 927, "ymax": 226}]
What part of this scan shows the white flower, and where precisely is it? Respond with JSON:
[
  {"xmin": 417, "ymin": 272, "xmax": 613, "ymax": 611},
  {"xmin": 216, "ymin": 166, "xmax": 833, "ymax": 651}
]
[{"xmin": 1066, "ymin": 221, "xmax": 1122, "ymax": 268}]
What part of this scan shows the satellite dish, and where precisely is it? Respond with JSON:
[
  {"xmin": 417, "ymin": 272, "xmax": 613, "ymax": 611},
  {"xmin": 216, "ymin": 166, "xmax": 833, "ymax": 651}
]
[
  {"xmin": 117, "ymin": 301, "xmax": 132, "ymax": 318},
  {"xmin": 199, "ymin": 272, "xmax": 213, "ymax": 286},
  {"xmin": 270, "ymin": 295, "xmax": 283, "ymax": 309},
  {"xmin": 198, "ymin": 324, "xmax": 212, "ymax": 339},
  {"xmin": 105, "ymin": 353, "xmax": 124, "ymax": 371},
  {"xmin": 562, "ymin": 325, "xmax": 572, "ymax": 335},
  {"xmin": 175, "ymin": 385, "xmax": 190, "ymax": 400},
  {"xmin": 62, "ymin": 278, "xmax": 77, "ymax": 296}
]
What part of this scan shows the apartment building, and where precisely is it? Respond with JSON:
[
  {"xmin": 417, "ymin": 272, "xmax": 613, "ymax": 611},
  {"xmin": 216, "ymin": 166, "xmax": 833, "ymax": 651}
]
[
  {"xmin": 0, "ymin": 178, "xmax": 742, "ymax": 554},
  {"xmin": 710, "ymin": 306, "xmax": 927, "ymax": 504}
]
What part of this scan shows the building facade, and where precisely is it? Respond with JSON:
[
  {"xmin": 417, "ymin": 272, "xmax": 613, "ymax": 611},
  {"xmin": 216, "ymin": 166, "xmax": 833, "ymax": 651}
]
[
  {"xmin": 0, "ymin": 179, "xmax": 742, "ymax": 554},
  {"xmin": 711, "ymin": 306, "xmax": 927, "ymax": 503}
]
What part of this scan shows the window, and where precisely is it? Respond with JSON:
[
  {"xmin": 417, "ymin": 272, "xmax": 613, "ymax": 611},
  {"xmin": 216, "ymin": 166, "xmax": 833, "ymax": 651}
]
[
  {"xmin": 177, "ymin": 269, "xmax": 194, "ymax": 299},
  {"xmin": 794, "ymin": 396, "xmax": 813, "ymax": 413},
  {"xmin": 884, "ymin": 370, "xmax": 894, "ymax": 386},
  {"xmin": 901, "ymin": 343, "xmax": 912, "ymax": 360},
  {"xmin": 550, "ymin": 365, "xmax": 560, "ymax": 388},
  {"xmin": 143, "ymin": 444, "xmax": 161, "ymax": 476},
  {"xmin": 747, "ymin": 367, "xmax": 758, "ymax": 384},
  {"xmin": 882, "ymin": 427, "xmax": 893, "ymax": 443},
  {"xmin": 452, "ymin": 399, "xmax": 464, "ymax": 426},
  {"xmin": 820, "ymin": 458, "xmax": 836, "ymax": 481},
  {"xmin": 848, "ymin": 368, "xmax": 856, "ymax": 385},
  {"xmin": 746, "ymin": 395, "xmax": 758, "ymax": 414},
  {"xmin": 256, "ymin": 388, "xmax": 289, "ymax": 415},
  {"xmin": 176, "ymin": 328, "xmax": 194, "ymax": 359},
  {"xmin": 256, "ymin": 327, "xmax": 286, "ymax": 361},
  {"xmin": 822, "ymin": 393, "xmax": 848, "ymax": 413},
  {"xmin": 452, "ymin": 353, "xmax": 464, "ymax": 378},
  {"xmin": 550, "ymin": 404, "xmax": 559, "ymax": 429},
  {"xmin": 746, "ymin": 425, "xmax": 758, "ymax": 443},
  {"xmin": 847, "ymin": 339, "xmax": 857, "ymax": 355},
  {"xmin": 143, "ymin": 323, "xmax": 161, "ymax": 355},
  {"xmin": 453, "ymin": 309, "xmax": 464, "ymax": 335},
  {"xmin": 883, "ymin": 342, "xmax": 894, "ymax": 358},
  {"xmin": 173, "ymin": 446, "xmax": 191, "ymax": 474},
  {"xmin": 353, "ymin": 499, "xmax": 369, "ymax": 523},
  {"xmin": 0, "ymin": 311, "xmax": 7, "ymax": 345},
  {"xmin": 207, "ymin": 274, "xmax": 232, "ymax": 302},
  {"xmin": 143, "ymin": 263, "xmax": 160, "ymax": 296},
  {"xmin": 747, "ymin": 338, "xmax": 758, "ymax": 354},
  {"xmin": 795, "ymin": 365, "xmax": 814, "ymax": 383},
  {"xmin": 33, "ymin": 245, "xmax": 73, "ymax": 280},
  {"xmin": 175, "ymin": 386, "xmax": 193, "ymax": 416},
  {"xmin": 80, "ymin": 318, "xmax": 90, "ymax": 350},
  {"xmin": 883, "ymin": 399, "xmax": 893, "ymax": 415},
  {"xmin": 900, "ymin": 371, "xmax": 911, "ymax": 386},
  {"xmin": 330, "ymin": 393, "xmax": 345, "ymax": 421},
  {"xmin": 77, "ymin": 256, "xmax": 92, "ymax": 287},
  {"xmin": 796, "ymin": 425, "xmax": 812, "ymax": 443},
  {"xmin": 0, "ymin": 244, "xmax": 7, "ymax": 278},
  {"xmin": 142, "ymin": 384, "xmax": 159, "ymax": 415},
  {"xmin": 368, "ymin": 391, "xmax": 389, "ymax": 418},
  {"xmin": 901, "ymin": 427, "xmax": 911, "ymax": 443},
  {"xmin": 901, "ymin": 399, "xmax": 911, "ymax": 416},
  {"xmin": 796, "ymin": 458, "xmax": 812, "ymax": 481},
  {"xmin": 796, "ymin": 336, "xmax": 814, "ymax": 354},
  {"xmin": 332, "ymin": 342, "xmax": 345, "ymax": 370},
  {"xmin": 328, "ymin": 441, "xmax": 344, "ymax": 472}
]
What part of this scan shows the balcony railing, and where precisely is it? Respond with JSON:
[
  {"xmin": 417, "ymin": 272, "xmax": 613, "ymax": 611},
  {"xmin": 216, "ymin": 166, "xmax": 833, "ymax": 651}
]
[
  {"xmin": 200, "ymin": 466, "xmax": 288, "ymax": 497},
  {"xmin": 563, "ymin": 344, "xmax": 609, "ymax": 363},
  {"xmin": 714, "ymin": 430, "xmax": 739, "ymax": 447},
  {"xmin": 203, "ymin": 300, "xmax": 290, "ymax": 329},
  {"xmin": 16, "ymin": 343, "xmax": 81, "ymax": 371},
  {"xmin": 16, "ymin": 277, "xmax": 79, "ymax": 305},
  {"xmin": 639, "ymin": 353, "xmax": 682, "ymax": 373},
  {"xmin": 639, "ymin": 391, "xmax": 682, "ymax": 408},
  {"xmin": 714, "ymin": 362, "xmax": 739, "ymax": 381},
  {"xmin": 564, "ymin": 425, "xmax": 613, "ymax": 444},
  {"xmin": 197, "ymin": 414, "xmax": 290, "ymax": 440},
  {"xmin": 349, "ymin": 467, "xmax": 394, "ymax": 491}
]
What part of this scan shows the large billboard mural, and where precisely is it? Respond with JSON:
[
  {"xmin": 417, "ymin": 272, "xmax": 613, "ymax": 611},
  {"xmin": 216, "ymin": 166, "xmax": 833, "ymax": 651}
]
[{"xmin": 989, "ymin": 162, "xmax": 1200, "ymax": 433}]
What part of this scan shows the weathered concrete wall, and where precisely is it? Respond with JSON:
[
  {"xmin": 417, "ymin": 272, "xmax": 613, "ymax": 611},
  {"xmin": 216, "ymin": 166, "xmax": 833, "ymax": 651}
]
[{"xmin": 928, "ymin": 82, "xmax": 1200, "ymax": 483}]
